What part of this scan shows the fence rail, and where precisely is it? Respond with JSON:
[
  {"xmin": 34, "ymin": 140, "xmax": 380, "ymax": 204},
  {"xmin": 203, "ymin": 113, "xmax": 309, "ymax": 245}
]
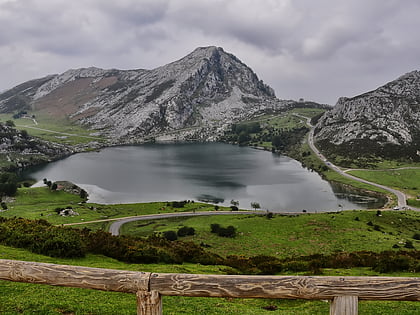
[{"xmin": 0, "ymin": 259, "xmax": 419, "ymax": 314}]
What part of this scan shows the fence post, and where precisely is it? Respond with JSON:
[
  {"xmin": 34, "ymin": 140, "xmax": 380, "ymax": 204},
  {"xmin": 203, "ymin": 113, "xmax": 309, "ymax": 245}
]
[
  {"xmin": 330, "ymin": 296, "xmax": 358, "ymax": 315},
  {"xmin": 136, "ymin": 290, "xmax": 162, "ymax": 315}
]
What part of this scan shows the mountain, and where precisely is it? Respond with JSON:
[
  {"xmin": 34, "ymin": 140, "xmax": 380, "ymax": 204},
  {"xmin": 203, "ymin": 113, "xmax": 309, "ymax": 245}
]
[
  {"xmin": 314, "ymin": 71, "xmax": 420, "ymax": 161},
  {"xmin": 0, "ymin": 47, "xmax": 287, "ymax": 142}
]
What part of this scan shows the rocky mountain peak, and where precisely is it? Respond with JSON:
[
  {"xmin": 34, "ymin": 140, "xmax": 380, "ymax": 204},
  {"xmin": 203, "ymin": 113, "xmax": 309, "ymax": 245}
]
[
  {"xmin": 0, "ymin": 47, "xmax": 285, "ymax": 142},
  {"xmin": 315, "ymin": 70, "xmax": 420, "ymax": 160}
]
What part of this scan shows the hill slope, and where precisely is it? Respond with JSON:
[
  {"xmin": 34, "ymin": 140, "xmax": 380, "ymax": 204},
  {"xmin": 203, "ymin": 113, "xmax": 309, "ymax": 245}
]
[
  {"xmin": 0, "ymin": 122, "xmax": 72, "ymax": 170},
  {"xmin": 314, "ymin": 71, "xmax": 420, "ymax": 161},
  {"xmin": 0, "ymin": 47, "xmax": 288, "ymax": 142}
]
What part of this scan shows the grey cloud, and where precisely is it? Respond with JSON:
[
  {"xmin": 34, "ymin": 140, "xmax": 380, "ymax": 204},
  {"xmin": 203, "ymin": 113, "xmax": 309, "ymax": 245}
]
[{"xmin": 0, "ymin": 0, "xmax": 420, "ymax": 105}]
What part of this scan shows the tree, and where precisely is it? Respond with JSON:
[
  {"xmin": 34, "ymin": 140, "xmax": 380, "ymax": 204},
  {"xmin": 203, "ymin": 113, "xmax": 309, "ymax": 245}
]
[
  {"xmin": 238, "ymin": 131, "xmax": 250, "ymax": 145},
  {"xmin": 80, "ymin": 189, "xmax": 88, "ymax": 199},
  {"xmin": 0, "ymin": 172, "xmax": 18, "ymax": 197},
  {"xmin": 46, "ymin": 181, "xmax": 52, "ymax": 188},
  {"xmin": 5, "ymin": 120, "xmax": 15, "ymax": 127},
  {"xmin": 230, "ymin": 199, "xmax": 239, "ymax": 207},
  {"xmin": 271, "ymin": 135, "xmax": 284, "ymax": 149},
  {"xmin": 20, "ymin": 130, "xmax": 29, "ymax": 139},
  {"xmin": 163, "ymin": 230, "xmax": 178, "ymax": 241},
  {"xmin": 251, "ymin": 202, "xmax": 260, "ymax": 210},
  {"xmin": 51, "ymin": 183, "xmax": 58, "ymax": 191}
]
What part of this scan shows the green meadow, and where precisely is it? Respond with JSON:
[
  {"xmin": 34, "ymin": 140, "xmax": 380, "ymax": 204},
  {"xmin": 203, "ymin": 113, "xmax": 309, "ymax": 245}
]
[{"xmin": 121, "ymin": 210, "xmax": 420, "ymax": 258}]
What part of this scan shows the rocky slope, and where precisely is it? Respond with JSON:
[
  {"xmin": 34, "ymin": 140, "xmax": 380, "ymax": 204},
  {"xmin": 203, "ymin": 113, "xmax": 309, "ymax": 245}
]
[
  {"xmin": 315, "ymin": 71, "xmax": 420, "ymax": 161},
  {"xmin": 0, "ymin": 122, "xmax": 72, "ymax": 170},
  {"xmin": 0, "ymin": 47, "xmax": 288, "ymax": 142}
]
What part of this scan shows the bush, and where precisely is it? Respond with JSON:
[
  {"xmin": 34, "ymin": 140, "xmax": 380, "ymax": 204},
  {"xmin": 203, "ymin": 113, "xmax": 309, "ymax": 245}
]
[
  {"xmin": 163, "ymin": 230, "xmax": 178, "ymax": 241},
  {"xmin": 210, "ymin": 223, "xmax": 236, "ymax": 237},
  {"xmin": 171, "ymin": 201, "xmax": 187, "ymax": 208},
  {"xmin": 177, "ymin": 226, "xmax": 195, "ymax": 237},
  {"xmin": 404, "ymin": 240, "xmax": 415, "ymax": 249},
  {"xmin": 210, "ymin": 223, "xmax": 221, "ymax": 233}
]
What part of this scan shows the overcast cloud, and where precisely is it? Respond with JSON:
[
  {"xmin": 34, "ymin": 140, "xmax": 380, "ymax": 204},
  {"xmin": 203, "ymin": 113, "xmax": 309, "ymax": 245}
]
[{"xmin": 0, "ymin": 0, "xmax": 419, "ymax": 104}]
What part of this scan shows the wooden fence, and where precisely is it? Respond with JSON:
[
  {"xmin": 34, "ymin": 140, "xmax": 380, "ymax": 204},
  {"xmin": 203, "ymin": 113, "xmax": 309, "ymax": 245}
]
[{"xmin": 0, "ymin": 259, "xmax": 418, "ymax": 314}]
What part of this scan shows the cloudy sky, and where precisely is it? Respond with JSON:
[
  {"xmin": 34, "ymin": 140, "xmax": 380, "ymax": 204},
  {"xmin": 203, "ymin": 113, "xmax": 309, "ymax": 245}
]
[{"xmin": 0, "ymin": 0, "xmax": 419, "ymax": 105}]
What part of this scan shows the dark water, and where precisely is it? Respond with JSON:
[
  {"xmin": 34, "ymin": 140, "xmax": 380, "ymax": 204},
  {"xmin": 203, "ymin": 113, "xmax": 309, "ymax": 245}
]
[{"xmin": 21, "ymin": 143, "xmax": 384, "ymax": 212}]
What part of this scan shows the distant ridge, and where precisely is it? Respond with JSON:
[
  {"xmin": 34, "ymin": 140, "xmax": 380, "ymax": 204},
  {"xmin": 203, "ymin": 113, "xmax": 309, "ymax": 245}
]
[
  {"xmin": 315, "ymin": 70, "xmax": 420, "ymax": 161},
  {"xmin": 0, "ymin": 46, "xmax": 291, "ymax": 142}
]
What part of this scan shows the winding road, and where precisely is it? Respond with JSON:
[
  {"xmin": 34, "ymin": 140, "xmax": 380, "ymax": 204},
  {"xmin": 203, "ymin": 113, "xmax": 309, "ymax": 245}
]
[
  {"xmin": 108, "ymin": 210, "xmax": 264, "ymax": 236},
  {"xmin": 64, "ymin": 115, "xmax": 418, "ymax": 235},
  {"xmin": 295, "ymin": 113, "xmax": 417, "ymax": 210}
]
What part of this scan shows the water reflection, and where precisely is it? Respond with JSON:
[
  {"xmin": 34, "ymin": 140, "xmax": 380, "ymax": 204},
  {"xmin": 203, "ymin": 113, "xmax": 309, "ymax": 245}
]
[{"xmin": 20, "ymin": 143, "xmax": 385, "ymax": 212}]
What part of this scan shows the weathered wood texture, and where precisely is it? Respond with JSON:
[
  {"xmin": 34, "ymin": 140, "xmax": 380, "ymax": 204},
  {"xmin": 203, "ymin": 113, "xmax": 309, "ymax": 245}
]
[
  {"xmin": 0, "ymin": 259, "xmax": 150, "ymax": 293},
  {"xmin": 0, "ymin": 260, "xmax": 419, "ymax": 303},
  {"xmin": 137, "ymin": 291, "xmax": 162, "ymax": 315},
  {"xmin": 330, "ymin": 296, "xmax": 358, "ymax": 315},
  {"xmin": 150, "ymin": 273, "xmax": 420, "ymax": 301}
]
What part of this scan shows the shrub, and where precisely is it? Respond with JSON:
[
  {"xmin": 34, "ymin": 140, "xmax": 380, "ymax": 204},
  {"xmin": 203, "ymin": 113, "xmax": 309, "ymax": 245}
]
[
  {"xmin": 210, "ymin": 224, "xmax": 236, "ymax": 237},
  {"xmin": 413, "ymin": 233, "xmax": 420, "ymax": 240},
  {"xmin": 266, "ymin": 212, "xmax": 274, "ymax": 219},
  {"xmin": 404, "ymin": 240, "xmax": 415, "ymax": 249},
  {"xmin": 210, "ymin": 223, "xmax": 221, "ymax": 233},
  {"xmin": 163, "ymin": 230, "xmax": 178, "ymax": 241},
  {"xmin": 171, "ymin": 201, "xmax": 187, "ymax": 208},
  {"xmin": 177, "ymin": 226, "xmax": 195, "ymax": 237}
]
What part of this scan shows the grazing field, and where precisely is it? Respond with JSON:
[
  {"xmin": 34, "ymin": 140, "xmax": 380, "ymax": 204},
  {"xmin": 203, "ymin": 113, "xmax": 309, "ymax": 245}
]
[
  {"xmin": 349, "ymin": 169, "xmax": 420, "ymax": 198},
  {"xmin": 0, "ymin": 112, "xmax": 106, "ymax": 145},
  {"xmin": 121, "ymin": 210, "xmax": 420, "ymax": 258},
  {"xmin": 1, "ymin": 186, "xmax": 229, "ymax": 225},
  {"xmin": 0, "ymin": 186, "xmax": 419, "ymax": 314}
]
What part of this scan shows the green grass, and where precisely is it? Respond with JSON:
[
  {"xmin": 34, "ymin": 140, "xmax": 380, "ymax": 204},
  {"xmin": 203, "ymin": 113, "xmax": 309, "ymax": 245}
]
[
  {"xmin": 289, "ymin": 107, "xmax": 326, "ymax": 117},
  {"xmin": 292, "ymin": 142, "xmax": 391, "ymax": 198},
  {"xmin": 1, "ymin": 186, "xmax": 231, "ymax": 225},
  {"xmin": 348, "ymin": 169, "xmax": 420, "ymax": 198},
  {"xmin": 121, "ymin": 210, "xmax": 420, "ymax": 259},
  {"xmin": 0, "ymin": 244, "xmax": 418, "ymax": 314},
  {"xmin": 0, "ymin": 112, "xmax": 106, "ymax": 145}
]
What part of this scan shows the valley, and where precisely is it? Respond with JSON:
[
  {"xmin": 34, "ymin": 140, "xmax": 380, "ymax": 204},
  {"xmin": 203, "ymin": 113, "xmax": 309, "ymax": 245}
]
[{"xmin": 0, "ymin": 46, "xmax": 419, "ymax": 314}]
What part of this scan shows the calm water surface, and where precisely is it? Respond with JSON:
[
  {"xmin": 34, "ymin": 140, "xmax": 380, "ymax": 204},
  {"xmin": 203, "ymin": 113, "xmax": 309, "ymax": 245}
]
[{"xmin": 22, "ymin": 143, "xmax": 382, "ymax": 212}]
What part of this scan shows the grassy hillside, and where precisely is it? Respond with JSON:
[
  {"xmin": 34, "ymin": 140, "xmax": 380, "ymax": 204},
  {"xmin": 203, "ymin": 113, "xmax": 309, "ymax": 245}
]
[
  {"xmin": 0, "ymin": 211, "xmax": 418, "ymax": 315},
  {"xmin": 0, "ymin": 186, "xmax": 419, "ymax": 314},
  {"xmin": 0, "ymin": 112, "xmax": 105, "ymax": 145},
  {"xmin": 121, "ymin": 210, "xmax": 420, "ymax": 258},
  {"xmin": 348, "ymin": 169, "xmax": 420, "ymax": 206},
  {"xmin": 2, "ymin": 186, "xmax": 225, "ymax": 225}
]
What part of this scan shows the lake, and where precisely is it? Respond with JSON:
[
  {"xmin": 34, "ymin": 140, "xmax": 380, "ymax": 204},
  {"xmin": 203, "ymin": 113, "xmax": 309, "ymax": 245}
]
[{"xmin": 21, "ymin": 143, "xmax": 384, "ymax": 212}]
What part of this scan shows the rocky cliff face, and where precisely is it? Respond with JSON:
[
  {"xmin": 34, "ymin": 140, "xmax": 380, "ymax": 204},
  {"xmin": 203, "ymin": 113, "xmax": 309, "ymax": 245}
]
[
  {"xmin": 0, "ymin": 47, "xmax": 286, "ymax": 142},
  {"xmin": 0, "ymin": 123, "xmax": 72, "ymax": 170},
  {"xmin": 315, "ymin": 71, "xmax": 420, "ymax": 160}
]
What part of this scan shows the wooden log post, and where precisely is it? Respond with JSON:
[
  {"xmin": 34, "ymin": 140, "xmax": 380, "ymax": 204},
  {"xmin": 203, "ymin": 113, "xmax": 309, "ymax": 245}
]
[
  {"xmin": 137, "ymin": 291, "xmax": 162, "ymax": 315},
  {"xmin": 330, "ymin": 296, "xmax": 358, "ymax": 315},
  {"xmin": 149, "ymin": 273, "xmax": 420, "ymax": 301},
  {"xmin": 0, "ymin": 259, "xmax": 150, "ymax": 293}
]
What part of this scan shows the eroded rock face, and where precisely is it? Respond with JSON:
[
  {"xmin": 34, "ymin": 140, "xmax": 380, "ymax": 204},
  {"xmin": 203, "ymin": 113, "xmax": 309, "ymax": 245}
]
[
  {"xmin": 315, "ymin": 71, "xmax": 420, "ymax": 160},
  {"xmin": 0, "ymin": 123, "xmax": 72, "ymax": 170},
  {"xmin": 0, "ymin": 47, "xmax": 287, "ymax": 142}
]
